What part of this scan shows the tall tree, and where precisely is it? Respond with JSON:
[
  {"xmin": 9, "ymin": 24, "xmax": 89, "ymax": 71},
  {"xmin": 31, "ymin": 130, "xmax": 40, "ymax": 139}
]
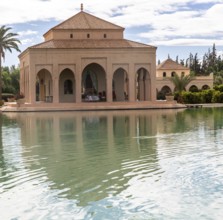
[
  {"xmin": 180, "ymin": 59, "xmax": 185, "ymax": 66},
  {"xmin": 191, "ymin": 53, "xmax": 201, "ymax": 75},
  {"xmin": 176, "ymin": 55, "xmax": 179, "ymax": 64},
  {"xmin": 0, "ymin": 26, "xmax": 20, "ymax": 100}
]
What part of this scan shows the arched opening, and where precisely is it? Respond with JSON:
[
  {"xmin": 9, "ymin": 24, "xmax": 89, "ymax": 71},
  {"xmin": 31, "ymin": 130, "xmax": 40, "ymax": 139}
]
[
  {"xmin": 189, "ymin": 85, "xmax": 199, "ymax": 92},
  {"xmin": 36, "ymin": 69, "xmax": 53, "ymax": 102},
  {"xmin": 161, "ymin": 85, "xmax": 172, "ymax": 94},
  {"xmin": 64, "ymin": 80, "xmax": 73, "ymax": 94},
  {"xmin": 59, "ymin": 68, "xmax": 75, "ymax": 103},
  {"xmin": 82, "ymin": 63, "xmax": 106, "ymax": 102},
  {"xmin": 202, "ymin": 85, "xmax": 210, "ymax": 90},
  {"xmin": 157, "ymin": 86, "xmax": 172, "ymax": 100},
  {"xmin": 136, "ymin": 68, "xmax": 151, "ymax": 101},
  {"xmin": 163, "ymin": 72, "xmax": 166, "ymax": 77},
  {"xmin": 171, "ymin": 71, "xmax": 176, "ymax": 77},
  {"xmin": 112, "ymin": 68, "xmax": 129, "ymax": 101}
]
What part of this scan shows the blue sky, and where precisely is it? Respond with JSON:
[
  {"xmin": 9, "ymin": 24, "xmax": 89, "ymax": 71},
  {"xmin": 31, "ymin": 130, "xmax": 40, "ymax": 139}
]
[{"xmin": 1, "ymin": 0, "xmax": 223, "ymax": 66}]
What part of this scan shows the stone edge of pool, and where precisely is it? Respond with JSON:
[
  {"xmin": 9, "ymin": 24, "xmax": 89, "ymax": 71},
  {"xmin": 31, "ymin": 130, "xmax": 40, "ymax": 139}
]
[
  {"xmin": 0, "ymin": 101, "xmax": 188, "ymax": 112},
  {"xmin": 1, "ymin": 102, "xmax": 223, "ymax": 112}
]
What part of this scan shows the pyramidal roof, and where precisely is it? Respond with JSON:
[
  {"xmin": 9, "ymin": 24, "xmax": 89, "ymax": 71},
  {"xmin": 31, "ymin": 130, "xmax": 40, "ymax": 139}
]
[
  {"xmin": 49, "ymin": 11, "xmax": 124, "ymax": 31},
  {"xmin": 31, "ymin": 39, "xmax": 155, "ymax": 49},
  {"xmin": 157, "ymin": 58, "xmax": 189, "ymax": 70}
]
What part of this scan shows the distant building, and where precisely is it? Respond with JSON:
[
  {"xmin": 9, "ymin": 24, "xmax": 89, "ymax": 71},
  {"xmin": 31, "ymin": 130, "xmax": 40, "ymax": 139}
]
[
  {"xmin": 19, "ymin": 7, "xmax": 157, "ymax": 105},
  {"xmin": 156, "ymin": 58, "xmax": 213, "ymax": 96}
]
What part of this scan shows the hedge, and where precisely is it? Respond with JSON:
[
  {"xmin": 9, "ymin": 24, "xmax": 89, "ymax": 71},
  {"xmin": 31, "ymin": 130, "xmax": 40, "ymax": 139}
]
[{"xmin": 176, "ymin": 89, "xmax": 223, "ymax": 104}]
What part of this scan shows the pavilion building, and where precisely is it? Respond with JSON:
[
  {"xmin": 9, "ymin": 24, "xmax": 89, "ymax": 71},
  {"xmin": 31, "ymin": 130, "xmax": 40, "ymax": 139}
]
[
  {"xmin": 19, "ymin": 7, "xmax": 157, "ymax": 105},
  {"xmin": 156, "ymin": 58, "xmax": 213, "ymax": 96}
]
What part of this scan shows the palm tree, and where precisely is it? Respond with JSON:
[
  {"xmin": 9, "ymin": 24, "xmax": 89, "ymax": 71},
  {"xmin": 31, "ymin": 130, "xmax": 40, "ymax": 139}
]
[
  {"xmin": 169, "ymin": 73, "xmax": 195, "ymax": 102},
  {"xmin": 0, "ymin": 26, "xmax": 21, "ymax": 100}
]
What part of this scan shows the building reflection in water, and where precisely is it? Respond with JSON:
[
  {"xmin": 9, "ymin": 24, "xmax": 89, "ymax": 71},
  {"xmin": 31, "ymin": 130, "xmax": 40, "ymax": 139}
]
[{"xmin": 2, "ymin": 109, "xmax": 192, "ymax": 206}]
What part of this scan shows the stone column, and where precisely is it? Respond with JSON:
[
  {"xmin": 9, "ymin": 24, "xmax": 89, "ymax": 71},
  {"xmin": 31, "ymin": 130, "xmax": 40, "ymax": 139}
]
[
  {"xmin": 106, "ymin": 68, "xmax": 113, "ymax": 102},
  {"xmin": 139, "ymin": 68, "xmax": 145, "ymax": 101},
  {"xmin": 53, "ymin": 64, "xmax": 59, "ymax": 103},
  {"xmin": 75, "ymin": 63, "xmax": 82, "ymax": 103},
  {"xmin": 29, "ymin": 64, "xmax": 36, "ymax": 104},
  {"xmin": 128, "ymin": 65, "xmax": 135, "ymax": 102},
  {"xmin": 150, "ymin": 57, "xmax": 157, "ymax": 102}
]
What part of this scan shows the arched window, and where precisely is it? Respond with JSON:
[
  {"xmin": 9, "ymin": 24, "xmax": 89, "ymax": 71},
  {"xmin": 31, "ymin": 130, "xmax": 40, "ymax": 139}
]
[
  {"xmin": 189, "ymin": 85, "xmax": 199, "ymax": 92},
  {"xmin": 104, "ymin": 34, "xmax": 107, "ymax": 38},
  {"xmin": 70, "ymin": 34, "xmax": 73, "ymax": 38},
  {"xmin": 171, "ymin": 72, "xmax": 175, "ymax": 77},
  {"xmin": 87, "ymin": 33, "xmax": 90, "ymax": 38},
  {"xmin": 181, "ymin": 72, "xmax": 185, "ymax": 77},
  {"xmin": 64, "ymin": 80, "xmax": 73, "ymax": 94},
  {"xmin": 202, "ymin": 85, "xmax": 210, "ymax": 90},
  {"xmin": 163, "ymin": 72, "xmax": 166, "ymax": 77}
]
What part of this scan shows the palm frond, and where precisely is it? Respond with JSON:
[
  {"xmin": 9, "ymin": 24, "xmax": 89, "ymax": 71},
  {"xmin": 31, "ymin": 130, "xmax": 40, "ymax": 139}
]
[
  {"xmin": 0, "ymin": 25, "xmax": 21, "ymax": 99},
  {"xmin": 168, "ymin": 73, "xmax": 195, "ymax": 93}
]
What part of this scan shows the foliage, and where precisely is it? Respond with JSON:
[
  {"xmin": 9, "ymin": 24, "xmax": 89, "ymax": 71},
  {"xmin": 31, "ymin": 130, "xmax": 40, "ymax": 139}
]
[
  {"xmin": 0, "ymin": 25, "xmax": 20, "ymax": 100},
  {"xmin": 1, "ymin": 65, "xmax": 20, "ymax": 95},
  {"xmin": 179, "ymin": 89, "xmax": 223, "ymax": 104},
  {"xmin": 2, "ymin": 65, "xmax": 20, "ymax": 94},
  {"xmin": 157, "ymin": 91, "xmax": 165, "ymax": 100},
  {"xmin": 175, "ymin": 44, "xmax": 223, "ymax": 84},
  {"xmin": 212, "ymin": 91, "xmax": 223, "ymax": 103},
  {"xmin": 201, "ymin": 89, "xmax": 214, "ymax": 103},
  {"xmin": 181, "ymin": 91, "xmax": 203, "ymax": 104},
  {"xmin": 168, "ymin": 73, "xmax": 195, "ymax": 103},
  {"xmin": 168, "ymin": 73, "xmax": 195, "ymax": 94},
  {"xmin": 213, "ymin": 84, "xmax": 223, "ymax": 92}
]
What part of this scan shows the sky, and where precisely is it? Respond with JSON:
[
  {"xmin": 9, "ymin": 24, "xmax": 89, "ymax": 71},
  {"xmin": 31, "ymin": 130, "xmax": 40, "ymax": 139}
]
[{"xmin": 1, "ymin": 0, "xmax": 223, "ymax": 67}]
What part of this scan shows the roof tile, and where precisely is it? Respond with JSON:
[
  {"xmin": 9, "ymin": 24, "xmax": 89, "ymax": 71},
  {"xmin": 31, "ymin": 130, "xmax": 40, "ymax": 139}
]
[
  {"xmin": 51, "ymin": 11, "xmax": 124, "ymax": 30},
  {"xmin": 31, "ymin": 39, "xmax": 155, "ymax": 49},
  {"xmin": 157, "ymin": 58, "xmax": 189, "ymax": 70}
]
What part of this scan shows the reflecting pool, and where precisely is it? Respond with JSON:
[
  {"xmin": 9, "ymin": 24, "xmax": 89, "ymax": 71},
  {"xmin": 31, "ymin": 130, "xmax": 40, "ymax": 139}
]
[{"xmin": 0, "ymin": 108, "xmax": 223, "ymax": 219}]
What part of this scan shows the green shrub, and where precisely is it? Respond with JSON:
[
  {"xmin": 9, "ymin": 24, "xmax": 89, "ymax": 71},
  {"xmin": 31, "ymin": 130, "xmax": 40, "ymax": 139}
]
[
  {"xmin": 181, "ymin": 91, "xmax": 202, "ymax": 104},
  {"xmin": 192, "ymin": 92, "xmax": 203, "ymax": 104},
  {"xmin": 214, "ymin": 85, "xmax": 223, "ymax": 92},
  {"xmin": 200, "ymin": 89, "xmax": 214, "ymax": 103},
  {"xmin": 174, "ymin": 92, "xmax": 180, "ymax": 101},
  {"xmin": 181, "ymin": 91, "xmax": 190, "ymax": 103},
  {"xmin": 212, "ymin": 91, "xmax": 223, "ymax": 103},
  {"xmin": 176, "ymin": 89, "xmax": 223, "ymax": 104},
  {"xmin": 157, "ymin": 91, "xmax": 165, "ymax": 100}
]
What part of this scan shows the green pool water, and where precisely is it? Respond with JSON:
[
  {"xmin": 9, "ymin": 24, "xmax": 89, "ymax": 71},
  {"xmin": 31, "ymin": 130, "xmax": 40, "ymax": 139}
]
[{"xmin": 0, "ymin": 108, "xmax": 223, "ymax": 219}]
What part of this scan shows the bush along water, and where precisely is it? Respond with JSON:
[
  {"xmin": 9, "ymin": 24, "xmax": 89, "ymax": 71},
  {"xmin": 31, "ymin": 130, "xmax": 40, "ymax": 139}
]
[{"xmin": 177, "ymin": 89, "xmax": 223, "ymax": 104}]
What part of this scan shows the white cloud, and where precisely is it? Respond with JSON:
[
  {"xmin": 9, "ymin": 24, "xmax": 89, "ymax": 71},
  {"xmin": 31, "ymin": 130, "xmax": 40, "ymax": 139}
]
[
  {"xmin": 134, "ymin": 2, "xmax": 223, "ymax": 46},
  {"xmin": 151, "ymin": 38, "xmax": 223, "ymax": 46},
  {"xmin": 1, "ymin": 0, "xmax": 223, "ymax": 66},
  {"xmin": 20, "ymin": 38, "xmax": 35, "ymax": 45},
  {"xmin": 18, "ymin": 30, "xmax": 38, "ymax": 37}
]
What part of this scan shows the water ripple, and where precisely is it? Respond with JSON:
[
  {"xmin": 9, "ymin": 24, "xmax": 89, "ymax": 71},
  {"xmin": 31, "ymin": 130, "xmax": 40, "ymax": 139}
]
[{"xmin": 1, "ymin": 110, "xmax": 223, "ymax": 219}]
